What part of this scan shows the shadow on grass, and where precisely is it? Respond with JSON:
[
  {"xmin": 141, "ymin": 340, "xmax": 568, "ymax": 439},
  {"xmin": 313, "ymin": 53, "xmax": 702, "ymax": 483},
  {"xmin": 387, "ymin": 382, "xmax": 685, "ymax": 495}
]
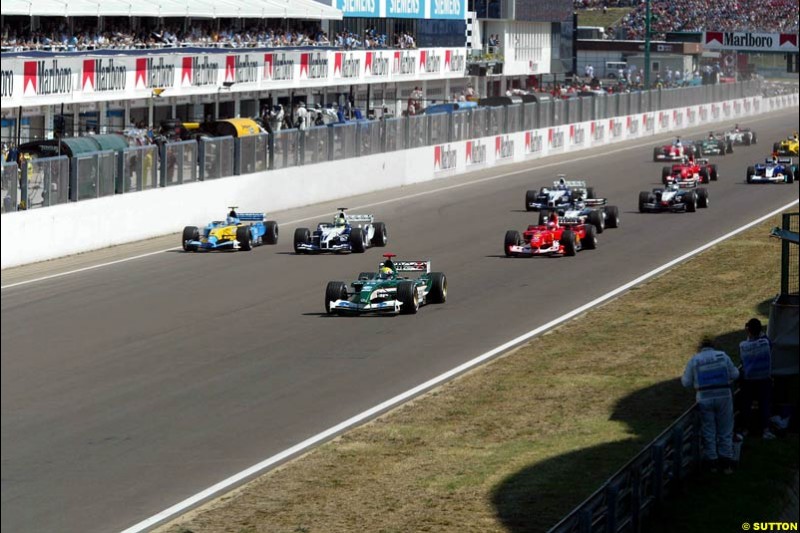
[
  {"xmin": 492, "ymin": 318, "xmax": 798, "ymax": 533},
  {"xmin": 491, "ymin": 378, "xmax": 687, "ymax": 533}
]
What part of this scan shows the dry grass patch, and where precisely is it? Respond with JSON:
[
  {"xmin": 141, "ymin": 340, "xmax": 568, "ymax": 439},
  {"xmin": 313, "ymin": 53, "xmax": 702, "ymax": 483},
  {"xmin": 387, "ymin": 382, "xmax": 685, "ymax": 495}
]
[{"xmin": 157, "ymin": 214, "xmax": 787, "ymax": 533}]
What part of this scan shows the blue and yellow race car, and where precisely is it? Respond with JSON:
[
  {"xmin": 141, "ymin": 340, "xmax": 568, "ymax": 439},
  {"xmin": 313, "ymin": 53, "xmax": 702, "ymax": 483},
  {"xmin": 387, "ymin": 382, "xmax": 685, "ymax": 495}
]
[{"xmin": 182, "ymin": 208, "xmax": 279, "ymax": 252}]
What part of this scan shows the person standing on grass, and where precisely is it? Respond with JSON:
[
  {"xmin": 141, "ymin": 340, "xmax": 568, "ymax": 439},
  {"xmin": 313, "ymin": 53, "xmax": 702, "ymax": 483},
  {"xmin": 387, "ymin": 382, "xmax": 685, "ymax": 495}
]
[
  {"xmin": 738, "ymin": 318, "xmax": 776, "ymax": 440},
  {"xmin": 682, "ymin": 337, "xmax": 740, "ymax": 473}
]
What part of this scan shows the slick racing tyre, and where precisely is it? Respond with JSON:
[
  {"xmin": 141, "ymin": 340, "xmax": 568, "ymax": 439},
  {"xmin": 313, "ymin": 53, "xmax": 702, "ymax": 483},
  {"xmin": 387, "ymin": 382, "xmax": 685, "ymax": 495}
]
[
  {"xmin": 398, "ymin": 281, "xmax": 419, "ymax": 314},
  {"xmin": 696, "ymin": 188, "xmax": 710, "ymax": 208},
  {"xmin": 638, "ymin": 191, "xmax": 653, "ymax": 213},
  {"xmin": 587, "ymin": 210, "xmax": 604, "ymax": 234},
  {"xmin": 581, "ymin": 224, "xmax": 597, "ymax": 250},
  {"xmin": 560, "ymin": 229, "xmax": 577, "ymax": 256},
  {"xmin": 294, "ymin": 227, "xmax": 311, "ymax": 253},
  {"xmin": 746, "ymin": 166, "xmax": 755, "ymax": 184},
  {"xmin": 349, "ymin": 227, "xmax": 366, "ymax": 253},
  {"xmin": 182, "ymin": 226, "xmax": 199, "ymax": 252},
  {"xmin": 371, "ymin": 222, "xmax": 388, "ymax": 246},
  {"xmin": 604, "ymin": 205, "xmax": 620, "ymax": 228},
  {"xmin": 504, "ymin": 230, "xmax": 521, "ymax": 257},
  {"xmin": 685, "ymin": 190, "xmax": 698, "ymax": 212},
  {"xmin": 264, "ymin": 221, "xmax": 279, "ymax": 245},
  {"xmin": 525, "ymin": 190, "xmax": 538, "ymax": 211},
  {"xmin": 428, "ymin": 272, "xmax": 447, "ymax": 304},
  {"xmin": 325, "ymin": 281, "xmax": 348, "ymax": 315},
  {"xmin": 236, "ymin": 226, "xmax": 252, "ymax": 251}
]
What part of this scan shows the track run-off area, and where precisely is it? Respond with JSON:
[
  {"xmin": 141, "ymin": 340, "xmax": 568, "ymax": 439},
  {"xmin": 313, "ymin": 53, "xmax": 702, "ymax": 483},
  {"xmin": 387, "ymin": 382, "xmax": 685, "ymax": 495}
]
[{"xmin": 2, "ymin": 109, "xmax": 798, "ymax": 533}]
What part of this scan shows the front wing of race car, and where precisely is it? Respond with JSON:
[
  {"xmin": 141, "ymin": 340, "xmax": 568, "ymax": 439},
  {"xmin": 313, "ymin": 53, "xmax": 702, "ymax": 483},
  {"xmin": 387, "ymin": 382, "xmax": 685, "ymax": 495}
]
[
  {"xmin": 639, "ymin": 198, "xmax": 691, "ymax": 212},
  {"xmin": 296, "ymin": 241, "xmax": 353, "ymax": 253},
  {"xmin": 507, "ymin": 241, "xmax": 562, "ymax": 256},
  {"xmin": 328, "ymin": 298, "xmax": 402, "ymax": 314}
]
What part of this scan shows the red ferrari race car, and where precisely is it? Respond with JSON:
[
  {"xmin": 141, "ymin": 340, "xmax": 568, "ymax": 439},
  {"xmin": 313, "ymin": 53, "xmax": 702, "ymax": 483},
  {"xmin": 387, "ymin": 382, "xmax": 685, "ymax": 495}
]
[
  {"xmin": 661, "ymin": 157, "xmax": 718, "ymax": 185},
  {"xmin": 504, "ymin": 212, "xmax": 598, "ymax": 257},
  {"xmin": 653, "ymin": 138, "xmax": 698, "ymax": 162}
]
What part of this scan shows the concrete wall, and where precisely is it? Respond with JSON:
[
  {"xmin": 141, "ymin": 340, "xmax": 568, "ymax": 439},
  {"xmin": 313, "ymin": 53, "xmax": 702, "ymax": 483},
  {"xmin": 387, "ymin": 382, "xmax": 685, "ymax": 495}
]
[{"xmin": 2, "ymin": 93, "xmax": 797, "ymax": 269}]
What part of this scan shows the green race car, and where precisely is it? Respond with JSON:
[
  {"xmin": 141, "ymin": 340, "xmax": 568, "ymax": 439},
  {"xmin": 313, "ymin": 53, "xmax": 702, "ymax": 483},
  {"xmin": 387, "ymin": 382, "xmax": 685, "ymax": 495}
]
[{"xmin": 325, "ymin": 254, "xmax": 447, "ymax": 315}]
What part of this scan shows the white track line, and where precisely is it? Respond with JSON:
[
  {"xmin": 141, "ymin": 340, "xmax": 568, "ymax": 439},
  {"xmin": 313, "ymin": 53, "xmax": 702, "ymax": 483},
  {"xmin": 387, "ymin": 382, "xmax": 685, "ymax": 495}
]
[
  {"xmin": 2, "ymin": 110, "xmax": 788, "ymax": 291},
  {"xmin": 120, "ymin": 199, "xmax": 798, "ymax": 533}
]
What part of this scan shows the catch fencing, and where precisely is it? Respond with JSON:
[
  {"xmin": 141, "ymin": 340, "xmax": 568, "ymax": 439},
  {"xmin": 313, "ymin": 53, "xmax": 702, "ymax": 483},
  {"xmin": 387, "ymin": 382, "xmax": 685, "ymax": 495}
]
[{"xmin": 3, "ymin": 80, "xmax": 768, "ymax": 214}]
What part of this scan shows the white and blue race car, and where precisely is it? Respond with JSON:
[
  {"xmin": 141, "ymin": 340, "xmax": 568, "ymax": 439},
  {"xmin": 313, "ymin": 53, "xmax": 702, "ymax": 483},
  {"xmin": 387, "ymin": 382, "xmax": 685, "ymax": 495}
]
[
  {"xmin": 182, "ymin": 208, "xmax": 279, "ymax": 252},
  {"xmin": 746, "ymin": 158, "xmax": 796, "ymax": 184},
  {"xmin": 294, "ymin": 208, "xmax": 388, "ymax": 254}
]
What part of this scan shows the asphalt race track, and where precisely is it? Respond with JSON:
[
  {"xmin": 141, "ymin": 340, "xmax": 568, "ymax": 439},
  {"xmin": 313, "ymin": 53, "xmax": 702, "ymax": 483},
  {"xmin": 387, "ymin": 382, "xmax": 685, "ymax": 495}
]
[{"xmin": 2, "ymin": 109, "xmax": 798, "ymax": 533}]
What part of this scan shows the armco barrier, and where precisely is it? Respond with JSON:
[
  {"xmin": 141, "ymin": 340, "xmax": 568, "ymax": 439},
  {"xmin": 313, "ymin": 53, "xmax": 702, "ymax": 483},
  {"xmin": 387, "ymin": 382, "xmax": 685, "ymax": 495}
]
[{"xmin": 1, "ymin": 93, "xmax": 797, "ymax": 269}]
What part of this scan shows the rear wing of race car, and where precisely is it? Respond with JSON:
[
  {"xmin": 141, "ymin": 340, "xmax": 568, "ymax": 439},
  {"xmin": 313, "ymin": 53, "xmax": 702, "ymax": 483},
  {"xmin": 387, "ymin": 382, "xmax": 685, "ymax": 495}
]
[
  {"xmin": 696, "ymin": 158, "xmax": 710, "ymax": 165},
  {"xmin": 677, "ymin": 181, "xmax": 697, "ymax": 189},
  {"xmin": 345, "ymin": 214, "xmax": 374, "ymax": 224},
  {"xmin": 551, "ymin": 179, "xmax": 587, "ymax": 189},
  {"xmin": 777, "ymin": 157, "xmax": 793, "ymax": 165},
  {"xmin": 236, "ymin": 212, "xmax": 266, "ymax": 221},
  {"xmin": 560, "ymin": 216, "xmax": 584, "ymax": 226},
  {"xmin": 379, "ymin": 260, "xmax": 431, "ymax": 274},
  {"xmin": 583, "ymin": 198, "xmax": 607, "ymax": 207}
]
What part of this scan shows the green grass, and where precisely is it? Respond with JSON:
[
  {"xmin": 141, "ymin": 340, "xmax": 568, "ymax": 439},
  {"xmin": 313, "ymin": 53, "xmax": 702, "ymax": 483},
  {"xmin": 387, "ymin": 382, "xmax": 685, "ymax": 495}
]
[
  {"xmin": 156, "ymin": 213, "xmax": 795, "ymax": 533},
  {"xmin": 577, "ymin": 7, "xmax": 633, "ymax": 31}
]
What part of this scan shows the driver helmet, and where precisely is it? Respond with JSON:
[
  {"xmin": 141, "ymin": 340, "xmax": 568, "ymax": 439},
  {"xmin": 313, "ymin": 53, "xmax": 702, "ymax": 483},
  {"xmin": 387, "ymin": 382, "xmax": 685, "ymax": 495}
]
[
  {"xmin": 335, "ymin": 213, "xmax": 347, "ymax": 227},
  {"xmin": 674, "ymin": 137, "xmax": 682, "ymax": 146},
  {"xmin": 547, "ymin": 212, "xmax": 559, "ymax": 229},
  {"xmin": 734, "ymin": 124, "xmax": 740, "ymax": 132},
  {"xmin": 379, "ymin": 266, "xmax": 394, "ymax": 279},
  {"xmin": 708, "ymin": 132, "xmax": 715, "ymax": 139},
  {"xmin": 667, "ymin": 182, "xmax": 679, "ymax": 191}
]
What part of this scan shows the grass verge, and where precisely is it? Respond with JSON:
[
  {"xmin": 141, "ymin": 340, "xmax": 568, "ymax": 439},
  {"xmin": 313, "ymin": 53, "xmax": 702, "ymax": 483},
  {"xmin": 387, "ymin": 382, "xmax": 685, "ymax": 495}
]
[{"xmin": 157, "ymin": 212, "xmax": 796, "ymax": 533}]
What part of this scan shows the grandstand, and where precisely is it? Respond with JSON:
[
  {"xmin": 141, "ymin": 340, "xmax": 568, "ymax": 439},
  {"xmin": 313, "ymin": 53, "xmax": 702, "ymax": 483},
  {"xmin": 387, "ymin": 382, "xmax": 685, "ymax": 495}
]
[{"xmin": 591, "ymin": 0, "xmax": 799, "ymax": 41}]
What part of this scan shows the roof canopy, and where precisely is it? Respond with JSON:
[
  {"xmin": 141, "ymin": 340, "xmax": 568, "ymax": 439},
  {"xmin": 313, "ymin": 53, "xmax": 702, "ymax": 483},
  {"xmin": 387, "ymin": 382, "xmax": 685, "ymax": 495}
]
[{"xmin": 3, "ymin": 0, "xmax": 343, "ymax": 20}]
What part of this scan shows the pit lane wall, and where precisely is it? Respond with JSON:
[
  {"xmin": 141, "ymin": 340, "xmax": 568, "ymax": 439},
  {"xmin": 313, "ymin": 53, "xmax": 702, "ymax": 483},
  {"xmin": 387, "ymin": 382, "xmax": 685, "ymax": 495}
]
[{"xmin": 2, "ymin": 93, "xmax": 797, "ymax": 269}]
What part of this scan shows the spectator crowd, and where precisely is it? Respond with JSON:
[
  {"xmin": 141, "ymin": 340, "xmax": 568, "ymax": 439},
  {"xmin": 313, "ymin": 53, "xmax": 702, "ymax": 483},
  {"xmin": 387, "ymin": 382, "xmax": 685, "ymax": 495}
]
[
  {"xmin": 574, "ymin": 0, "xmax": 798, "ymax": 41},
  {"xmin": 613, "ymin": 0, "xmax": 799, "ymax": 41},
  {"xmin": 1, "ymin": 20, "xmax": 417, "ymax": 52}
]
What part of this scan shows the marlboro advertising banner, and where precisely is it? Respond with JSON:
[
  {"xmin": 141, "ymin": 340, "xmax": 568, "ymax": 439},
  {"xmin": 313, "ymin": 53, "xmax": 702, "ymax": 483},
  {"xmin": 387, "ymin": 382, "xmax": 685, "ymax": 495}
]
[
  {"xmin": 703, "ymin": 31, "xmax": 798, "ymax": 52},
  {"xmin": 0, "ymin": 47, "xmax": 467, "ymax": 109}
]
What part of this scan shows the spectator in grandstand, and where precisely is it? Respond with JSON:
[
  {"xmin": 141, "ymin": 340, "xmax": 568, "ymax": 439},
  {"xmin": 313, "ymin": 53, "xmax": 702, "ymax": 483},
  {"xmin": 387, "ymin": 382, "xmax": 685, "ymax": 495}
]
[
  {"xmin": 738, "ymin": 318, "xmax": 777, "ymax": 440},
  {"xmin": 1, "ymin": 18, "xmax": 410, "ymax": 51},
  {"xmin": 681, "ymin": 337, "xmax": 739, "ymax": 473},
  {"xmin": 612, "ymin": 0, "xmax": 799, "ymax": 41}
]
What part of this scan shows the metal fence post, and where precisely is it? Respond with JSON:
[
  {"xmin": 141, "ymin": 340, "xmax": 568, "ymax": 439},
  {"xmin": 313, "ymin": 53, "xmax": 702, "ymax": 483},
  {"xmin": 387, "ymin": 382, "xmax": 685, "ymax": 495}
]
[
  {"xmin": 20, "ymin": 161, "xmax": 29, "ymax": 209},
  {"xmin": 233, "ymin": 137, "xmax": 241, "ymax": 176},
  {"xmin": 605, "ymin": 483, "xmax": 619, "ymax": 533},
  {"xmin": 653, "ymin": 443, "xmax": 664, "ymax": 506},
  {"xmin": 672, "ymin": 426, "xmax": 684, "ymax": 482},
  {"xmin": 268, "ymin": 133, "xmax": 275, "ymax": 170},
  {"xmin": 198, "ymin": 139, "xmax": 206, "ymax": 180},
  {"xmin": 69, "ymin": 157, "xmax": 78, "ymax": 202},
  {"xmin": 631, "ymin": 468, "xmax": 642, "ymax": 533},
  {"xmin": 116, "ymin": 151, "xmax": 124, "ymax": 194},
  {"xmin": 579, "ymin": 508, "xmax": 593, "ymax": 533},
  {"xmin": 159, "ymin": 143, "xmax": 167, "ymax": 187}
]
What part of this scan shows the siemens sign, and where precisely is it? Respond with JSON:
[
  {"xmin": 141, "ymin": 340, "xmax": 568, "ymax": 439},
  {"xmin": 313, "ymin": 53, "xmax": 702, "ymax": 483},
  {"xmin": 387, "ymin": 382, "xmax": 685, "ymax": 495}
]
[
  {"xmin": 338, "ymin": 0, "xmax": 465, "ymax": 19},
  {"xmin": 431, "ymin": 0, "xmax": 464, "ymax": 19},
  {"xmin": 337, "ymin": 0, "xmax": 379, "ymax": 17}
]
